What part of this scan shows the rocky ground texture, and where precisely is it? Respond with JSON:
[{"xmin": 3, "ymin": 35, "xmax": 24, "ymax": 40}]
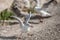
[{"xmin": 0, "ymin": 0, "xmax": 60, "ymax": 40}]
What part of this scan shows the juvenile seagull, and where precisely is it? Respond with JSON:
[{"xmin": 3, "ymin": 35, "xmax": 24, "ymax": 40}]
[
  {"xmin": 34, "ymin": 0, "xmax": 51, "ymax": 17},
  {"xmin": 10, "ymin": 13, "xmax": 33, "ymax": 32}
]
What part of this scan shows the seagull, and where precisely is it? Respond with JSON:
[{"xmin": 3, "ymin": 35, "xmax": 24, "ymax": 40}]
[
  {"xmin": 24, "ymin": 0, "xmax": 30, "ymax": 8},
  {"xmin": 34, "ymin": 0, "xmax": 52, "ymax": 17},
  {"xmin": 34, "ymin": 0, "xmax": 41, "ymax": 10},
  {"xmin": 10, "ymin": 14, "xmax": 33, "ymax": 32}
]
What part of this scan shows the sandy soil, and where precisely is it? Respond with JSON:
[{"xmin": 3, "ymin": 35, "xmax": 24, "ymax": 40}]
[{"xmin": 0, "ymin": 0, "xmax": 13, "ymax": 12}]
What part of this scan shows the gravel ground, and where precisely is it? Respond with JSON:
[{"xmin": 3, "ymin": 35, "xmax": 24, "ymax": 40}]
[{"xmin": 0, "ymin": 1, "xmax": 60, "ymax": 40}]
